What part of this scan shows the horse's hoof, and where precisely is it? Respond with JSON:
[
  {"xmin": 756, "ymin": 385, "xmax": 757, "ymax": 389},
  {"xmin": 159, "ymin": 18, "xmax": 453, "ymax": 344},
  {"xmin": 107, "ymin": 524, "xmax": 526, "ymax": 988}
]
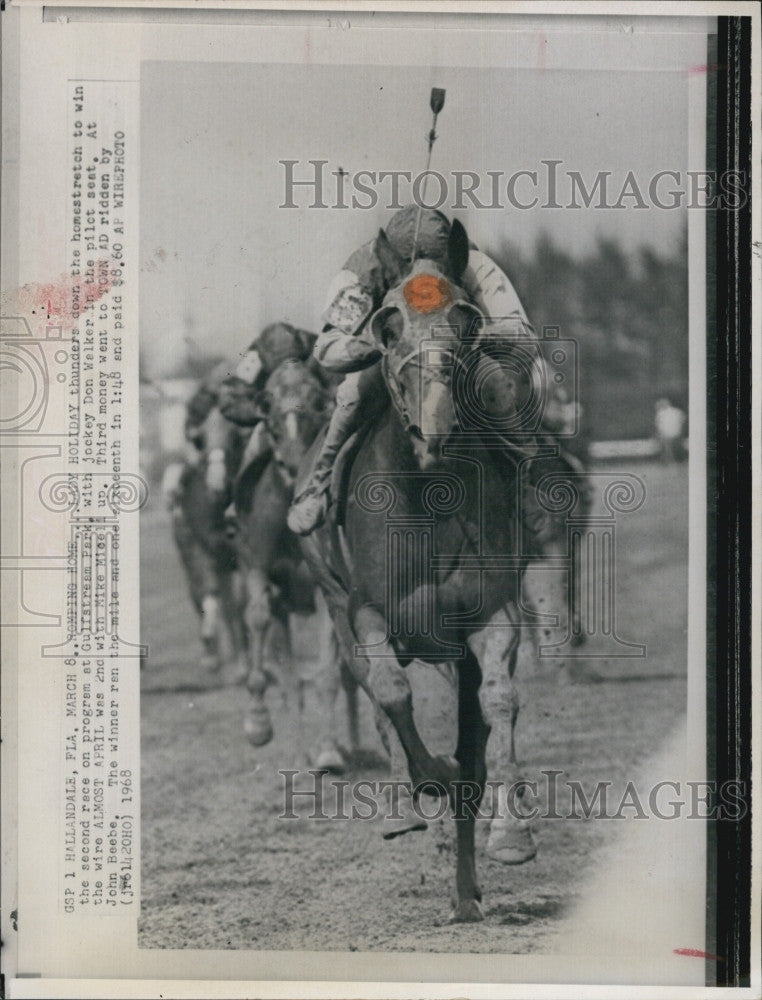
[
  {"xmin": 313, "ymin": 747, "xmax": 346, "ymax": 775},
  {"xmin": 450, "ymin": 884, "xmax": 482, "ymax": 907},
  {"xmin": 382, "ymin": 814, "xmax": 428, "ymax": 839},
  {"xmin": 449, "ymin": 899, "xmax": 485, "ymax": 923},
  {"xmin": 486, "ymin": 821, "xmax": 537, "ymax": 865},
  {"xmin": 380, "ymin": 783, "xmax": 428, "ymax": 839},
  {"xmin": 244, "ymin": 711, "xmax": 273, "ymax": 747}
]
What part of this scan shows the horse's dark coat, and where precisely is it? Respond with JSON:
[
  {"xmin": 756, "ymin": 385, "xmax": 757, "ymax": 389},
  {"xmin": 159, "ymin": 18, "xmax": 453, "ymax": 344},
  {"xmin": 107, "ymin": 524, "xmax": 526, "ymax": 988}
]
[{"xmin": 301, "ymin": 246, "xmax": 541, "ymax": 921}]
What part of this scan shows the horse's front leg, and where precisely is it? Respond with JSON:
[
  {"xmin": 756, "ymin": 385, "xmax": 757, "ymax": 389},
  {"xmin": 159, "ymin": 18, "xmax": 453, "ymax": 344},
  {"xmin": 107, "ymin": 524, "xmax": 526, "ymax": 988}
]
[
  {"xmin": 197, "ymin": 548, "xmax": 223, "ymax": 673},
  {"xmin": 475, "ymin": 605, "xmax": 537, "ymax": 864},
  {"xmin": 342, "ymin": 660, "xmax": 361, "ymax": 756},
  {"xmin": 199, "ymin": 590, "xmax": 222, "ymax": 673},
  {"xmin": 353, "ymin": 605, "xmax": 459, "ymax": 823},
  {"xmin": 305, "ymin": 587, "xmax": 419, "ymax": 834},
  {"xmin": 221, "ymin": 569, "xmax": 249, "ymax": 684},
  {"xmin": 214, "ymin": 567, "xmax": 245, "ymax": 681},
  {"xmin": 269, "ymin": 605, "xmax": 294, "ymax": 709},
  {"xmin": 450, "ymin": 648, "xmax": 489, "ymax": 923},
  {"xmin": 309, "ymin": 594, "xmax": 346, "ymax": 774},
  {"xmin": 177, "ymin": 517, "xmax": 222, "ymax": 672},
  {"xmin": 242, "ymin": 567, "xmax": 275, "ymax": 746}
]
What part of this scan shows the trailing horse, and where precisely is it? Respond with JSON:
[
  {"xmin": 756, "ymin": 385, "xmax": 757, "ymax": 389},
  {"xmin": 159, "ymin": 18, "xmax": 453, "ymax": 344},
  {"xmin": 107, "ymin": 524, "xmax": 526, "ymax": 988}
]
[
  {"xmin": 519, "ymin": 438, "xmax": 595, "ymax": 678},
  {"xmin": 168, "ymin": 406, "xmax": 248, "ymax": 678},
  {"xmin": 231, "ymin": 358, "xmax": 360, "ymax": 771},
  {"xmin": 300, "ymin": 223, "xmax": 550, "ymax": 922}
]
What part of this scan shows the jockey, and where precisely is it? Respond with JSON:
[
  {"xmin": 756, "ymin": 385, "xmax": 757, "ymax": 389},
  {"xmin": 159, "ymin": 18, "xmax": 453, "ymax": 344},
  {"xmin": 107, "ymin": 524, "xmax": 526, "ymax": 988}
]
[
  {"xmin": 216, "ymin": 321, "xmax": 316, "ymax": 478},
  {"xmin": 165, "ymin": 322, "xmax": 315, "ymax": 510},
  {"xmin": 287, "ymin": 205, "xmax": 549, "ymax": 542},
  {"xmin": 183, "ymin": 358, "xmax": 241, "ymax": 456},
  {"xmin": 161, "ymin": 357, "xmax": 234, "ymax": 511}
]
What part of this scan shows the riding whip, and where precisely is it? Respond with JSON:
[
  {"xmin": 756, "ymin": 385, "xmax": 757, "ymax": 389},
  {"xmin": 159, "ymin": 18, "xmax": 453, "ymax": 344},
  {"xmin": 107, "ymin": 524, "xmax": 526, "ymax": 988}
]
[{"xmin": 411, "ymin": 87, "xmax": 446, "ymax": 261}]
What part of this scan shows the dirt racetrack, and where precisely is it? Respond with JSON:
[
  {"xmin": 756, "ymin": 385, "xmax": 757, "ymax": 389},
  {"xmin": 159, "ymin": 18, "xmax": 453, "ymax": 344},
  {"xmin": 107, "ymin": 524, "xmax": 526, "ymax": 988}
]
[{"xmin": 139, "ymin": 461, "xmax": 689, "ymax": 953}]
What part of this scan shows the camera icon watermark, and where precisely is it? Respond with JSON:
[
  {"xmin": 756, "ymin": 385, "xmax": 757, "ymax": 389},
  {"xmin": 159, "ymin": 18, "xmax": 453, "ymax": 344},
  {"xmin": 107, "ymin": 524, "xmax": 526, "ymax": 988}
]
[{"xmin": 409, "ymin": 321, "xmax": 579, "ymax": 440}]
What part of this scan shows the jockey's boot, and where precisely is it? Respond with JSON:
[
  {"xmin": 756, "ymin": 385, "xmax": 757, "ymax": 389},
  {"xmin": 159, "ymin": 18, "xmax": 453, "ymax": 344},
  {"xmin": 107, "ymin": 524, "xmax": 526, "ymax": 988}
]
[{"xmin": 287, "ymin": 398, "xmax": 357, "ymax": 535}]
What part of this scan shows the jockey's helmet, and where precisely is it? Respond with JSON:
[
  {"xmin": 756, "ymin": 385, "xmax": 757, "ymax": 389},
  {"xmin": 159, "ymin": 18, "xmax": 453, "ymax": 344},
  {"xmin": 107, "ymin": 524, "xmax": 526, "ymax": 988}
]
[
  {"xmin": 255, "ymin": 322, "xmax": 309, "ymax": 374},
  {"xmin": 385, "ymin": 206, "xmax": 451, "ymax": 266}
]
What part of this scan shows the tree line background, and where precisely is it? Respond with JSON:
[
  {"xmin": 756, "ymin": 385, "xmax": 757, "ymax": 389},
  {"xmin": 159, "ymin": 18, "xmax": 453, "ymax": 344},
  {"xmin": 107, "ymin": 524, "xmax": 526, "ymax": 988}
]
[
  {"xmin": 144, "ymin": 228, "xmax": 690, "ymax": 450},
  {"xmin": 492, "ymin": 228, "xmax": 689, "ymax": 444}
]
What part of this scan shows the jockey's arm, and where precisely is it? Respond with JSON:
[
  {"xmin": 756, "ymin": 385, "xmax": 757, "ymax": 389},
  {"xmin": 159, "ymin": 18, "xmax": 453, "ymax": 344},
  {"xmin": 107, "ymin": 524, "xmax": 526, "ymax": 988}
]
[
  {"xmin": 312, "ymin": 267, "xmax": 382, "ymax": 374},
  {"xmin": 313, "ymin": 325, "xmax": 381, "ymax": 374},
  {"xmin": 462, "ymin": 250, "xmax": 527, "ymax": 321},
  {"xmin": 463, "ymin": 249, "xmax": 545, "ymax": 408}
]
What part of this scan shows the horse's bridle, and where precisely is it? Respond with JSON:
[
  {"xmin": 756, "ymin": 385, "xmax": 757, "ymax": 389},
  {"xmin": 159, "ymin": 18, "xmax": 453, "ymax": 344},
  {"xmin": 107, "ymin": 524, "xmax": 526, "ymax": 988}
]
[{"xmin": 380, "ymin": 319, "xmax": 479, "ymax": 433}]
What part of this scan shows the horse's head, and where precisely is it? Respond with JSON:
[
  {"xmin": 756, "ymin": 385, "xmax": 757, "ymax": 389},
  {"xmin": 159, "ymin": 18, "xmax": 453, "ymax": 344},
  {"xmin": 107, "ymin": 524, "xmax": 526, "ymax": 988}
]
[
  {"xmin": 369, "ymin": 220, "xmax": 483, "ymax": 470},
  {"xmin": 258, "ymin": 360, "xmax": 332, "ymax": 487},
  {"xmin": 256, "ymin": 321, "xmax": 315, "ymax": 375}
]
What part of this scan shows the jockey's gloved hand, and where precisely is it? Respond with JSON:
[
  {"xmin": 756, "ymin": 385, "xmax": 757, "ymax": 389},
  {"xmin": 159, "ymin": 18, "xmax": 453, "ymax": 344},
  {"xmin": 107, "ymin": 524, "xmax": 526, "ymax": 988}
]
[{"xmin": 346, "ymin": 333, "xmax": 382, "ymax": 366}]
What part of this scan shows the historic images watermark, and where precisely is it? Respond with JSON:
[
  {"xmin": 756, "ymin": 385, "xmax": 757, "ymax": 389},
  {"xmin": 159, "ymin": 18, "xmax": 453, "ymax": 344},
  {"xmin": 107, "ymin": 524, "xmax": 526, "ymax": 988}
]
[
  {"xmin": 280, "ymin": 160, "xmax": 749, "ymax": 211},
  {"xmin": 279, "ymin": 770, "xmax": 748, "ymax": 824}
]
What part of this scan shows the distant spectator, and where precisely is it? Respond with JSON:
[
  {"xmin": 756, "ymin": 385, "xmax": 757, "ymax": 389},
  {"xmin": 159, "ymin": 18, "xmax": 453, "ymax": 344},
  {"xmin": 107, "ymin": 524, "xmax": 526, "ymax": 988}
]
[{"xmin": 654, "ymin": 398, "xmax": 686, "ymax": 463}]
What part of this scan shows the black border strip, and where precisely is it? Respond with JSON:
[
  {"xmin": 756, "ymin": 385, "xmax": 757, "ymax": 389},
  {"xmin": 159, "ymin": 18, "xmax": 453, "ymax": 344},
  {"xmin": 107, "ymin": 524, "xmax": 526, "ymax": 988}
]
[{"xmin": 707, "ymin": 14, "xmax": 753, "ymax": 989}]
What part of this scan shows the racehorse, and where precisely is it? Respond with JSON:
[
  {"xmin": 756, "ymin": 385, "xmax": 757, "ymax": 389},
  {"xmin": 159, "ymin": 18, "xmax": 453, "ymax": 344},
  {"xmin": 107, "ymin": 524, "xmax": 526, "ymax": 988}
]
[
  {"xmin": 300, "ymin": 222, "xmax": 548, "ymax": 922},
  {"xmin": 168, "ymin": 407, "xmax": 248, "ymax": 678},
  {"xmin": 229, "ymin": 358, "xmax": 360, "ymax": 771}
]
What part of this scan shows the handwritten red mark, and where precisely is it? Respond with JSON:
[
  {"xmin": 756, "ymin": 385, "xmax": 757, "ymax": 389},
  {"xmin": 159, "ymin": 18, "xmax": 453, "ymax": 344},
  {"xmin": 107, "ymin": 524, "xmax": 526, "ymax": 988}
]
[
  {"xmin": 685, "ymin": 63, "xmax": 726, "ymax": 76},
  {"xmin": 403, "ymin": 274, "xmax": 452, "ymax": 315},
  {"xmin": 674, "ymin": 948, "xmax": 723, "ymax": 961},
  {"xmin": 537, "ymin": 34, "xmax": 547, "ymax": 73},
  {"xmin": 5, "ymin": 262, "xmax": 115, "ymax": 331}
]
